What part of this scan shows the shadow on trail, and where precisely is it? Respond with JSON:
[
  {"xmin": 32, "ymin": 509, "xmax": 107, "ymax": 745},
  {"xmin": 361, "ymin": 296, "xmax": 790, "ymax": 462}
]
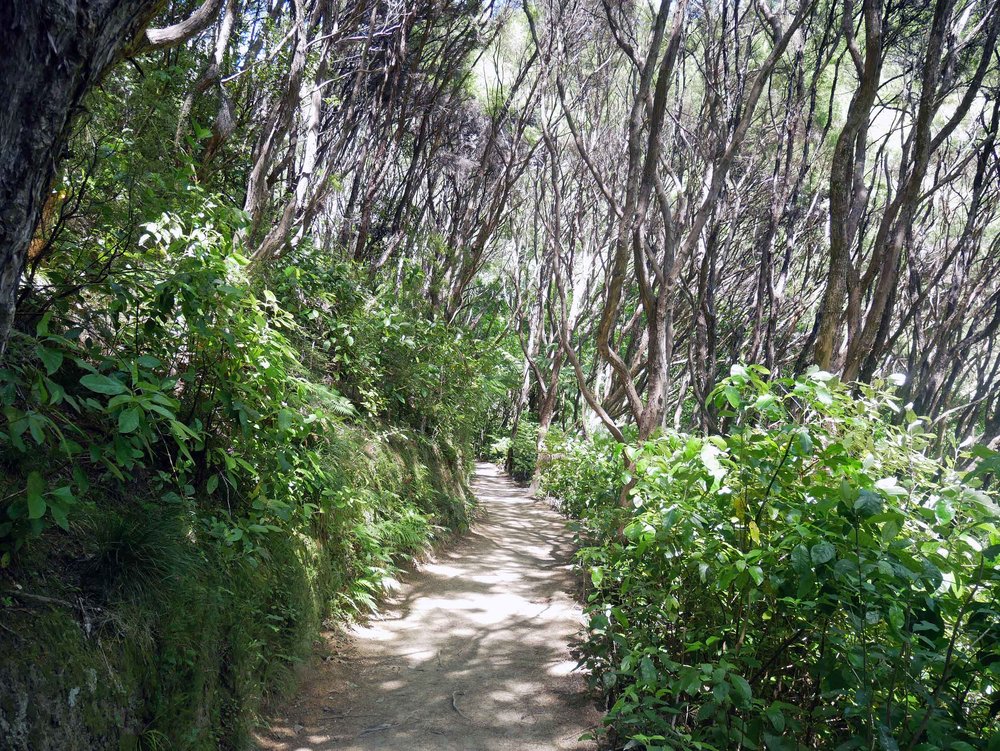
[{"xmin": 256, "ymin": 463, "xmax": 601, "ymax": 751}]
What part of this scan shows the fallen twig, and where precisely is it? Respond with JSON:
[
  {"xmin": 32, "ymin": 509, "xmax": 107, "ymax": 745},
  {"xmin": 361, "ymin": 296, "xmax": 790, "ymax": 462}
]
[
  {"xmin": 358, "ymin": 721, "xmax": 395, "ymax": 736},
  {"xmin": 451, "ymin": 690, "xmax": 475, "ymax": 723}
]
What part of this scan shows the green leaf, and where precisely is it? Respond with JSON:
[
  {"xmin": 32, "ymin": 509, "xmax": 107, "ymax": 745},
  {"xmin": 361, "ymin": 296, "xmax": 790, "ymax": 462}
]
[
  {"xmin": 36, "ymin": 345, "xmax": 64, "ymax": 375},
  {"xmin": 80, "ymin": 373, "xmax": 126, "ymax": 395},
  {"xmin": 810, "ymin": 541, "xmax": 836, "ymax": 566},
  {"xmin": 107, "ymin": 395, "xmax": 131, "ymax": 409},
  {"xmin": 35, "ymin": 312, "xmax": 52, "ymax": 336},
  {"xmin": 193, "ymin": 121, "xmax": 212, "ymax": 139},
  {"xmin": 700, "ymin": 443, "xmax": 727, "ymax": 482},
  {"xmin": 808, "ymin": 368, "xmax": 835, "ymax": 382},
  {"xmin": 854, "ymin": 490, "xmax": 883, "ymax": 517},
  {"xmin": 712, "ymin": 681, "xmax": 730, "ymax": 703},
  {"xmin": 791, "ymin": 544, "xmax": 811, "ymax": 573},
  {"xmin": 697, "ymin": 701, "xmax": 718, "ymax": 722},
  {"xmin": 51, "ymin": 486, "xmax": 75, "ymax": 505},
  {"xmin": 730, "ymin": 673, "xmax": 752, "ymax": 705},
  {"xmin": 639, "ymin": 656, "xmax": 657, "ymax": 682},
  {"xmin": 26, "ymin": 472, "xmax": 46, "ymax": 519},
  {"xmin": 796, "ymin": 429, "xmax": 813, "ymax": 455},
  {"xmin": 765, "ymin": 704, "xmax": 785, "ymax": 732},
  {"xmin": 677, "ymin": 666, "xmax": 703, "ymax": 695},
  {"xmin": 876, "ymin": 723, "xmax": 899, "ymax": 751},
  {"xmin": 118, "ymin": 407, "xmax": 141, "ymax": 434},
  {"xmin": 968, "ymin": 446, "xmax": 1000, "ymax": 480},
  {"xmin": 611, "ymin": 607, "xmax": 629, "ymax": 628},
  {"xmin": 881, "ymin": 517, "xmax": 902, "ymax": 543},
  {"xmin": 875, "ymin": 477, "xmax": 907, "ymax": 497},
  {"xmin": 145, "ymin": 403, "xmax": 177, "ymax": 420},
  {"xmin": 920, "ymin": 559, "xmax": 943, "ymax": 589},
  {"xmin": 933, "ymin": 499, "xmax": 954, "ymax": 525},
  {"xmin": 591, "ymin": 566, "xmax": 604, "ymax": 587},
  {"xmin": 753, "ymin": 393, "xmax": 776, "ymax": 410},
  {"xmin": 888, "ymin": 604, "xmax": 904, "ymax": 630},
  {"xmin": 724, "ymin": 385, "xmax": 741, "ymax": 408},
  {"xmin": 27, "ymin": 413, "xmax": 46, "ymax": 445},
  {"xmin": 206, "ymin": 474, "xmax": 219, "ymax": 494},
  {"xmin": 49, "ymin": 503, "xmax": 70, "ymax": 531},
  {"xmin": 72, "ymin": 465, "xmax": 90, "ymax": 493},
  {"xmin": 136, "ymin": 355, "xmax": 162, "ymax": 369}
]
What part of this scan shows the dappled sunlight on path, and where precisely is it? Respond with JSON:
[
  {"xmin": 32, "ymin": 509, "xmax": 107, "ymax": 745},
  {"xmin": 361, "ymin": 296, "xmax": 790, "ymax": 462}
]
[{"xmin": 256, "ymin": 462, "xmax": 600, "ymax": 751}]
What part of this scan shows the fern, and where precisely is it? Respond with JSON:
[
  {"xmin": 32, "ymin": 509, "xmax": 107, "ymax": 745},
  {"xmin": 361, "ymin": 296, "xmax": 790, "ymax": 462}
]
[{"xmin": 298, "ymin": 379, "xmax": 355, "ymax": 417}]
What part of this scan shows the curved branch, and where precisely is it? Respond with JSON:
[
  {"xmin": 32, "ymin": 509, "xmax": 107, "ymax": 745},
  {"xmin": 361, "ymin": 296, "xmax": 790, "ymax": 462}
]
[{"xmin": 145, "ymin": 0, "xmax": 224, "ymax": 50}]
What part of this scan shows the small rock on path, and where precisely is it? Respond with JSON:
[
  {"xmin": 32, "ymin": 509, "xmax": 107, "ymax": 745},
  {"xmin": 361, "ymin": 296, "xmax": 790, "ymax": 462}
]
[{"xmin": 255, "ymin": 462, "xmax": 601, "ymax": 751}]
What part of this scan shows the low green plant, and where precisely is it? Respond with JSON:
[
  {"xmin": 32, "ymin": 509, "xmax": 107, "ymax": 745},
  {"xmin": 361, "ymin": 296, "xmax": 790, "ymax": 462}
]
[
  {"xmin": 265, "ymin": 246, "xmax": 507, "ymax": 450},
  {"xmin": 79, "ymin": 506, "xmax": 199, "ymax": 609},
  {"xmin": 489, "ymin": 417, "xmax": 541, "ymax": 482},
  {"xmin": 1, "ymin": 197, "xmax": 349, "ymax": 558},
  {"xmin": 539, "ymin": 430, "xmax": 620, "ymax": 519},
  {"xmin": 0, "ymin": 193, "xmax": 481, "ymax": 748},
  {"xmin": 546, "ymin": 367, "xmax": 1000, "ymax": 751},
  {"xmin": 509, "ymin": 419, "xmax": 540, "ymax": 482}
]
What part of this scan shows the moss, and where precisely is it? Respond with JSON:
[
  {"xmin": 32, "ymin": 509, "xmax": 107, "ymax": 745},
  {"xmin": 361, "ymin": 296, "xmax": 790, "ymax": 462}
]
[
  {"xmin": 0, "ymin": 606, "xmax": 140, "ymax": 750},
  {"xmin": 0, "ymin": 427, "xmax": 472, "ymax": 750}
]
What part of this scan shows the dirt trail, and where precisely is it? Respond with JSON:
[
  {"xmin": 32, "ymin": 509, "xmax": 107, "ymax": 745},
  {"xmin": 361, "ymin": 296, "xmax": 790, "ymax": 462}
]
[{"xmin": 256, "ymin": 462, "xmax": 601, "ymax": 751}]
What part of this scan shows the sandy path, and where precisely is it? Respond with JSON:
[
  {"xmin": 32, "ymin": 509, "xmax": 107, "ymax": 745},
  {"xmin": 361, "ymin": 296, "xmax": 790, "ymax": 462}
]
[{"xmin": 256, "ymin": 462, "xmax": 601, "ymax": 751}]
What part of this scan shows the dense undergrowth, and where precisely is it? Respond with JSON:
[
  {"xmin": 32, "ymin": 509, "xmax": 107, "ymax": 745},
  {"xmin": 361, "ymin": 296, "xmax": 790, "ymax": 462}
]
[
  {"xmin": 486, "ymin": 417, "xmax": 540, "ymax": 483},
  {"xmin": 0, "ymin": 195, "xmax": 504, "ymax": 749},
  {"xmin": 1, "ymin": 428, "xmax": 468, "ymax": 750},
  {"xmin": 541, "ymin": 368, "xmax": 1000, "ymax": 751}
]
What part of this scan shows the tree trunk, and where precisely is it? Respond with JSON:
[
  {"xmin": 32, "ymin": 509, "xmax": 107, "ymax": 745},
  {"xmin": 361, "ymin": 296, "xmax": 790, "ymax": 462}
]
[
  {"xmin": 813, "ymin": 0, "xmax": 882, "ymax": 370},
  {"xmin": 0, "ymin": 0, "xmax": 164, "ymax": 357},
  {"xmin": 529, "ymin": 353, "xmax": 562, "ymax": 495}
]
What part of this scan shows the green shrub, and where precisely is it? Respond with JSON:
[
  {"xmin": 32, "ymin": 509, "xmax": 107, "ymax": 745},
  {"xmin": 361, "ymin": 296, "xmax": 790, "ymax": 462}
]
[
  {"xmin": 545, "ymin": 367, "xmax": 1000, "ymax": 751},
  {"xmin": 485, "ymin": 418, "xmax": 540, "ymax": 482},
  {"xmin": 504, "ymin": 418, "xmax": 540, "ymax": 482},
  {"xmin": 540, "ymin": 430, "xmax": 621, "ymax": 519},
  {"xmin": 1, "ymin": 197, "xmax": 347, "ymax": 557},
  {"xmin": 0, "ymin": 423, "xmax": 472, "ymax": 750},
  {"xmin": 265, "ymin": 246, "xmax": 506, "ymax": 450},
  {"xmin": 0, "ymin": 195, "xmax": 484, "ymax": 749},
  {"xmin": 79, "ymin": 506, "xmax": 199, "ymax": 610}
]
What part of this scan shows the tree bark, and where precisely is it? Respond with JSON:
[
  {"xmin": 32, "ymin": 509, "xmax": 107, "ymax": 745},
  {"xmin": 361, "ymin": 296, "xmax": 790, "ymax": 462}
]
[
  {"xmin": 144, "ymin": 0, "xmax": 222, "ymax": 50},
  {"xmin": 813, "ymin": 0, "xmax": 882, "ymax": 370},
  {"xmin": 0, "ymin": 0, "xmax": 166, "ymax": 358}
]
